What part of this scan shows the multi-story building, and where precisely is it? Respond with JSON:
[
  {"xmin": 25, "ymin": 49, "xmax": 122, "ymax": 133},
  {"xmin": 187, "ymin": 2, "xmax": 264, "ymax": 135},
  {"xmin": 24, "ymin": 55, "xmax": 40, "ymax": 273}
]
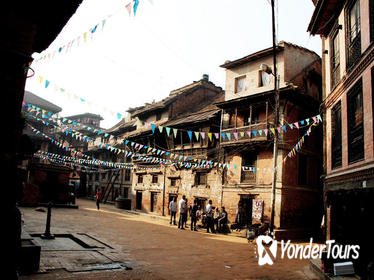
[
  {"xmin": 63, "ymin": 112, "xmax": 103, "ymax": 153},
  {"xmin": 120, "ymin": 75, "xmax": 224, "ymax": 214},
  {"xmin": 85, "ymin": 119, "xmax": 136, "ymax": 200},
  {"xmin": 308, "ymin": 0, "xmax": 374, "ymax": 277},
  {"xmin": 217, "ymin": 41, "xmax": 323, "ymax": 239},
  {"xmin": 21, "ymin": 91, "xmax": 73, "ymax": 205}
]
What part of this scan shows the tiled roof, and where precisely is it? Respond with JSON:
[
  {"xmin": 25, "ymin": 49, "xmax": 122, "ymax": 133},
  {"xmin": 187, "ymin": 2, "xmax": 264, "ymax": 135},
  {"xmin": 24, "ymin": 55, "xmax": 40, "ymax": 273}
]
[
  {"xmin": 128, "ymin": 79, "xmax": 222, "ymax": 118},
  {"xmin": 105, "ymin": 119, "xmax": 136, "ymax": 134},
  {"xmin": 220, "ymin": 41, "xmax": 319, "ymax": 69},
  {"xmin": 65, "ymin": 113, "xmax": 103, "ymax": 120},
  {"xmin": 163, "ymin": 109, "xmax": 220, "ymax": 127},
  {"xmin": 23, "ymin": 91, "xmax": 62, "ymax": 113},
  {"xmin": 125, "ymin": 119, "xmax": 169, "ymax": 139}
]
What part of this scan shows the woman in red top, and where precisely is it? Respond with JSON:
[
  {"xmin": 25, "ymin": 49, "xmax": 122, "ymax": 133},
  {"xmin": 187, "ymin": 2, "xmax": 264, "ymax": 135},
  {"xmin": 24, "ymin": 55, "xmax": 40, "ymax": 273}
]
[{"xmin": 96, "ymin": 189, "xmax": 102, "ymax": 210}]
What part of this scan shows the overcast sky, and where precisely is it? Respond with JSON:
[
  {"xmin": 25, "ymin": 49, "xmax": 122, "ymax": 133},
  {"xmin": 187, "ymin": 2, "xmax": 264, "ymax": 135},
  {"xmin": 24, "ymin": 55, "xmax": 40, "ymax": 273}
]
[{"xmin": 26, "ymin": 0, "xmax": 320, "ymax": 128}]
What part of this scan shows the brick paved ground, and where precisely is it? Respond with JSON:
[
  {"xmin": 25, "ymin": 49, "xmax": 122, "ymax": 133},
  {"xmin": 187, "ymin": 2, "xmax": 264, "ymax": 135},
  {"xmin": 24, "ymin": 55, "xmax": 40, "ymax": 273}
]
[{"xmin": 19, "ymin": 199, "xmax": 318, "ymax": 280}]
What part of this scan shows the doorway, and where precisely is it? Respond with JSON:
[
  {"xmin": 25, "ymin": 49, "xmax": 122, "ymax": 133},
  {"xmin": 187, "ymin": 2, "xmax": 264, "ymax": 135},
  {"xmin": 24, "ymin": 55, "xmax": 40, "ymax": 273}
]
[
  {"xmin": 136, "ymin": 191, "xmax": 142, "ymax": 210},
  {"xmin": 238, "ymin": 195, "xmax": 254, "ymax": 227},
  {"xmin": 195, "ymin": 197, "xmax": 207, "ymax": 212},
  {"xmin": 150, "ymin": 192, "xmax": 158, "ymax": 212}
]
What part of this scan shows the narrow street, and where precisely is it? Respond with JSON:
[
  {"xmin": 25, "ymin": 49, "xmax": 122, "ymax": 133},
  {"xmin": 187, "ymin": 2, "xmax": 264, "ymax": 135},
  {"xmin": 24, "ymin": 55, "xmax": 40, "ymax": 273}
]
[{"xmin": 20, "ymin": 199, "xmax": 316, "ymax": 280}]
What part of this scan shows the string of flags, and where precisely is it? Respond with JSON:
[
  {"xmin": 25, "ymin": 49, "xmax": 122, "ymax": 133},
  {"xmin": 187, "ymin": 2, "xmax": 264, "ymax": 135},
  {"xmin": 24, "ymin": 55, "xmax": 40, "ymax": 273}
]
[
  {"xmin": 23, "ymin": 102, "xmax": 322, "ymax": 172},
  {"xmin": 34, "ymin": 152, "xmax": 101, "ymax": 173},
  {"xmin": 23, "ymin": 101, "xmax": 322, "ymax": 146},
  {"xmin": 283, "ymin": 121, "xmax": 320, "ymax": 162},
  {"xmin": 28, "ymin": 74, "xmax": 126, "ymax": 120},
  {"xmin": 32, "ymin": 0, "xmax": 151, "ymax": 65},
  {"xmin": 35, "ymin": 115, "xmax": 320, "ymax": 174},
  {"xmin": 26, "ymin": 121, "xmax": 232, "ymax": 170},
  {"xmin": 27, "ymin": 117, "xmax": 321, "ymax": 173},
  {"xmin": 146, "ymin": 114, "xmax": 322, "ymax": 142}
]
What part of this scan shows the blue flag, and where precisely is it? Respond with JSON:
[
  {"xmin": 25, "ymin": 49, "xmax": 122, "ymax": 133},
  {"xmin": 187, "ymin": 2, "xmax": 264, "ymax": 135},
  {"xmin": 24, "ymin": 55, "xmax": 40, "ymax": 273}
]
[
  {"xmin": 133, "ymin": 0, "xmax": 139, "ymax": 15},
  {"xmin": 187, "ymin": 131, "xmax": 193, "ymax": 141},
  {"xmin": 151, "ymin": 123, "xmax": 156, "ymax": 134}
]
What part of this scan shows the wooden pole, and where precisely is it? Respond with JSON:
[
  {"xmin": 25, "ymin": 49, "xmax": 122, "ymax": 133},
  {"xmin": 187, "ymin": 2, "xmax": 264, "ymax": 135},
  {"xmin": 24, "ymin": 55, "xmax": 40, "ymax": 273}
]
[{"xmin": 269, "ymin": 0, "xmax": 279, "ymax": 236}]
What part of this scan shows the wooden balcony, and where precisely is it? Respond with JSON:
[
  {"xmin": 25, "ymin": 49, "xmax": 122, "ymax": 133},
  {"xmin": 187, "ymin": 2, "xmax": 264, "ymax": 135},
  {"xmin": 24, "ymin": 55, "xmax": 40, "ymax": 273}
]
[{"xmin": 220, "ymin": 122, "xmax": 270, "ymax": 146}]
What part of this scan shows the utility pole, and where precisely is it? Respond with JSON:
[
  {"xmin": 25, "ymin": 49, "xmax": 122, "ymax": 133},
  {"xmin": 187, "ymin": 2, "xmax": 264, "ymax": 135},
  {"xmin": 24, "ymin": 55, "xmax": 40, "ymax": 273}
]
[
  {"xmin": 162, "ymin": 164, "xmax": 166, "ymax": 216},
  {"xmin": 269, "ymin": 0, "xmax": 279, "ymax": 236}
]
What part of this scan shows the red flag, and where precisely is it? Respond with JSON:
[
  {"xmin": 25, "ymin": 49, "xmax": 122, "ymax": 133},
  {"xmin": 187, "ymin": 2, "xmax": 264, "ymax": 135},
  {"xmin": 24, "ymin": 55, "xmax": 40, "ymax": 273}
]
[{"xmin": 125, "ymin": 2, "xmax": 132, "ymax": 16}]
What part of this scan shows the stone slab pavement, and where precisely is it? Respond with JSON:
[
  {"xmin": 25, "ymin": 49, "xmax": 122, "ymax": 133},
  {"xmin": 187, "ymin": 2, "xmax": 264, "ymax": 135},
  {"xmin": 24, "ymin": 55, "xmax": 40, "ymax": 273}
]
[{"xmin": 19, "ymin": 199, "xmax": 318, "ymax": 280}]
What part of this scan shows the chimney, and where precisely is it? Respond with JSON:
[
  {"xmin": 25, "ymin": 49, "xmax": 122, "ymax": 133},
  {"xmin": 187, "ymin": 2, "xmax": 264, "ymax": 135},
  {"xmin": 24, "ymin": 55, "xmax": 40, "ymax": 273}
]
[{"xmin": 202, "ymin": 74, "xmax": 209, "ymax": 81}]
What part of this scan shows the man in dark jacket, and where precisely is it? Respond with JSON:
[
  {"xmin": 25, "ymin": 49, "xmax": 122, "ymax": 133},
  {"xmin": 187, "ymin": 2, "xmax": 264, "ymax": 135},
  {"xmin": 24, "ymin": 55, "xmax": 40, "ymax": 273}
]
[{"xmin": 190, "ymin": 199, "xmax": 198, "ymax": 231}]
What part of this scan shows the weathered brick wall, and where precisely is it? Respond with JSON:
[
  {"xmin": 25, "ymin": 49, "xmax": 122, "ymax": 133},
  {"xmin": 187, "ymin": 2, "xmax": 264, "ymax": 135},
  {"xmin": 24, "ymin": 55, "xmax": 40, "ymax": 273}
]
[{"xmin": 169, "ymin": 85, "xmax": 222, "ymax": 118}]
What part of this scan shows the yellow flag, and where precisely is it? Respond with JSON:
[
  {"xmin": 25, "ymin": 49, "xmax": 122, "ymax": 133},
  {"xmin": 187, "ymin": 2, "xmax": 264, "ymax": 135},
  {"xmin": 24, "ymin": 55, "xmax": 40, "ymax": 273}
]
[{"xmin": 208, "ymin": 132, "xmax": 212, "ymax": 142}]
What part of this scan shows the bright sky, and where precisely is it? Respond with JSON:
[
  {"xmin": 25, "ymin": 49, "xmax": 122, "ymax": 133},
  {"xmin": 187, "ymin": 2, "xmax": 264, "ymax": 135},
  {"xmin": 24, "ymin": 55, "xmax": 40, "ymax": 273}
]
[{"xmin": 26, "ymin": 0, "xmax": 320, "ymax": 129}]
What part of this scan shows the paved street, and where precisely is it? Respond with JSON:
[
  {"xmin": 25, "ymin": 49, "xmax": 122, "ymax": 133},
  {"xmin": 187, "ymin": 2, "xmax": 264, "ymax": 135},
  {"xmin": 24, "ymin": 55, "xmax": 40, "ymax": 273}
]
[{"xmin": 20, "ymin": 199, "xmax": 317, "ymax": 280}]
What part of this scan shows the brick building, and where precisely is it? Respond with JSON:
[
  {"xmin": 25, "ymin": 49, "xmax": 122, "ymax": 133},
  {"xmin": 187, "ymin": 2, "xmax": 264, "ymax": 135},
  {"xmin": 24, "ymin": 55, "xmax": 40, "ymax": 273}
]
[
  {"xmin": 21, "ymin": 91, "xmax": 74, "ymax": 205},
  {"xmin": 308, "ymin": 0, "xmax": 374, "ymax": 277},
  {"xmin": 112, "ymin": 75, "xmax": 224, "ymax": 215},
  {"xmin": 217, "ymin": 41, "xmax": 323, "ymax": 239}
]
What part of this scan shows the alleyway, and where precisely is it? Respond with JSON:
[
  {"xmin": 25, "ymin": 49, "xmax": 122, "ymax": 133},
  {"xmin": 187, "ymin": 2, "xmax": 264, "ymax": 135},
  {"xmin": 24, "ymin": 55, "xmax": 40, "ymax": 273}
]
[{"xmin": 20, "ymin": 199, "xmax": 316, "ymax": 280}]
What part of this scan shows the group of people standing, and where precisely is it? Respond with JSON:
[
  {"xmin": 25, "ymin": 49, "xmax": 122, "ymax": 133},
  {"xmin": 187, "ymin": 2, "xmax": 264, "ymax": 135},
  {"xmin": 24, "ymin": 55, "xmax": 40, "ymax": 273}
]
[{"xmin": 169, "ymin": 196, "xmax": 228, "ymax": 233}]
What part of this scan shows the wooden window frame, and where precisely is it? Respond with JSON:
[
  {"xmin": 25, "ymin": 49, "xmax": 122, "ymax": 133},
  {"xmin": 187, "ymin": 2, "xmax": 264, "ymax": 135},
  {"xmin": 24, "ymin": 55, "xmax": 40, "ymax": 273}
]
[
  {"xmin": 240, "ymin": 152, "xmax": 257, "ymax": 184},
  {"xmin": 152, "ymin": 174, "xmax": 158, "ymax": 184},
  {"xmin": 345, "ymin": 0, "xmax": 361, "ymax": 71},
  {"xmin": 347, "ymin": 78, "xmax": 364, "ymax": 164},
  {"xmin": 234, "ymin": 75, "xmax": 246, "ymax": 93},
  {"xmin": 331, "ymin": 101, "xmax": 343, "ymax": 169},
  {"xmin": 137, "ymin": 174, "xmax": 143, "ymax": 184},
  {"xmin": 170, "ymin": 178, "xmax": 177, "ymax": 187},
  {"xmin": 195, "ymin": 172, "xmax": 207, "ymax": 185},
  {"xmin": 124, "ymin": 169, "xmax": 131, "ymax": 181},
  {"xmin": 330, "ymin": 24, "xmax": 341, "ymax": 89}
]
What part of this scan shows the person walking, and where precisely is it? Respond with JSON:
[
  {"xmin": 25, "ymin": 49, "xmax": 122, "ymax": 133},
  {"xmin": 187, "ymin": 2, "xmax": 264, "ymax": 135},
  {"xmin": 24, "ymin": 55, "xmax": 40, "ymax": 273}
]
[
  {"xmin": 96, "ymin": 188, "xmax": 102, "ymax": 210},
  {"xmin": 205, "ymin": 200, "xmax": 215, "ymax": 233},
  {"xmin": 190, "ymin": 199, "xmax": 198, "ymax": 231},
  {"xmin": 178, "ymin": 195, "xmax": 187, "ymax": 229},
  {"xmin": 169, "ymin": 197, "xmax": 177, "ymax": 225}
]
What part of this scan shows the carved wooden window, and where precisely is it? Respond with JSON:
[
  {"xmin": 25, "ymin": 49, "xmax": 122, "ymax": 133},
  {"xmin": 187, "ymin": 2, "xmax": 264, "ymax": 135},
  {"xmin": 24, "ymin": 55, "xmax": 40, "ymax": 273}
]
[
  {"xmin": 170, "ymin": 178, "xmax": 177, "ymax": 187},
  {"xmin": 137, "ymin": 174, "xmax": 143, "ymax": 184},
  {"xmin": 347, "ymin": 78, "xmax": 364, "ymax": 163},
  {"xmin": 195, "ymin": 172, "xmax": 207, "ymax": 185},
  {"xmin": 331, "ymin": 101, "xmax": 342, "ymax": 169},
  {"xmin": 346, "ymin": 0, "xmax": 361, "ymax": 70},
  {"xmin": 152, "ymin": 174, "xmax": 158, "ymax": 184},
  {"xmin": 241, "ymin": 152, "xmax": 257, "ymax": 183},
  {"xmin": 124, "ymin": 169, "xmax": 131, "ymax": 181},
  {"xmin": 330, "ymin": 27, "xmax": 340, "ymax": 89}
]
